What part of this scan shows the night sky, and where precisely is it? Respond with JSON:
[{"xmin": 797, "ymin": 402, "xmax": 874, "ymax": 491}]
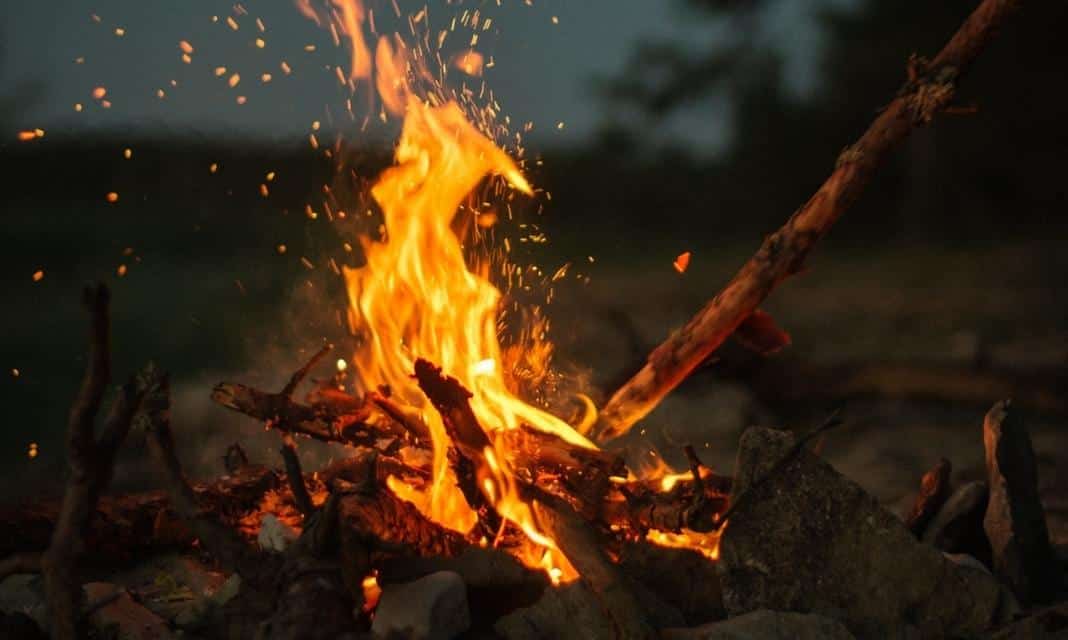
[{"xmin": 2, "ymin": 0, "xmax": 833, "ymax": 152}]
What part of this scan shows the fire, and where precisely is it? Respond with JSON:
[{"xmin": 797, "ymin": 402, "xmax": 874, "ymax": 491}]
[
  {"xmin": 292, "ymin": 0, "xmax": 587, "ymax": 581},
  {"xmin": 296, "ymin": 0, "xmax": 713, "ymax": 583},
  {"xmin": 343, "ymin": 95, "xmax": 586, "ymax": 581},
  {"xmin": 646, "ymin": 529, "xmax": 721, "ymax": 561}
]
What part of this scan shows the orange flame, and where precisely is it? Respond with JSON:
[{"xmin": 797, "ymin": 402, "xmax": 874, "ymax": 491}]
[{"xmin": 298, "ymin": 0, "xmax": 715, "ymax": 583}]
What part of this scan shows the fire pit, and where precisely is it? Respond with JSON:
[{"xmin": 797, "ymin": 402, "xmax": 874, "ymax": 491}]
[{"xmin": 1, "ymin": 0, "xmax": 1065, "ymax": 638}]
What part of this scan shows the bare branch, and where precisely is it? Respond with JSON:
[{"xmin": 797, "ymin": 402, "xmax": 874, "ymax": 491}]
[{"xmin": 593, "ymin": 0, "xmax": 1024, "ymax": 442}]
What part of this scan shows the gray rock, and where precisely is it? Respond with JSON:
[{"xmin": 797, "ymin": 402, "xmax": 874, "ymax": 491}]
[
  {"xmin": 0, "ymin": 611, "xmax": 46, "ymax": 640},
  {"xmin": 660, "ymin": 609, "xmax": 855, "ymax": 640},
  {"xmin": 172, "ymin": 574, "xmax": 242, "ymax": 630},
  {"xmin": 718, "ymin": 426, "xmax": 1017, "ymax": 638},
  {"xmin": 494, "ymin": 581, "xmax": 615, "ymax": 640},
  {"xmin": 618, "ymin": 542, "xmax": 725, "ymax": 625},
  {"xmin": 921, "ymin": 480, "xmax": 990, "ymax": 560},
  {"xmin": 989, "ymin": 601, "xmax": 1068, "ymax": 639},
  {"xmin": 983, "ymin": 400, "xmax": 1062, "ymax": 605},
  {"xmin": 84, "ymin": 582, "xmax": 174, "ymax": 639},
  {"xmin": 257, "ymin": 513, "xmax": 299, "ymax": 553},
  {"xmin": 372, "ymin": 570, "xmax": 470, "ymax": 640},
  {"xmin": 943, "ymin": 552, "xmax": 991, "ymax": 575},
  {"xmin": 0, "ymin": 573, "xmax": 47, "ymax": 629}
]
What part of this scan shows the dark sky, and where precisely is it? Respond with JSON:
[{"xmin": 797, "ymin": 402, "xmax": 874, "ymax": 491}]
[{"xmin": 2, "ymin": 0, "xmax": 833, "ymax": 152}]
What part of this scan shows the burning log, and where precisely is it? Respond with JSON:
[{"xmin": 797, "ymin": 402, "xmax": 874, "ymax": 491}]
[
  {"xmin": 592, "ymin": 0, "xmax": 1025, "ymax": 442},
  {"xmin": 0, "ymin": 465, "xmax": 280, "ymax": 561},
  {"xmin": 213, "ymin": 373, "xmax": 624, "ymax": 480},
  {"xmin": 412, "ymin": 359, "xmax": 662, "ymax": 638},
  {"xmin": 0, "ymin": 285, "xmax": 147, "ymax": 640}
]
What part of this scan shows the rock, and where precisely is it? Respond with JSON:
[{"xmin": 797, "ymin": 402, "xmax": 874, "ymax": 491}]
[
  {"xmin": 172, "ymin": 574, "xmax": 241, "ymax": 630},
  {"xmin": 257, "ymin": 513, "xmax": 299, "ymax": 553},
  {"xmin": 660, "ymin": 609, "xmax": 855, "ymax": 639},
  {"xmin": 378, "ymin": 547, "xmax": 547, "ymax": 621},
  {"xmin": 0, "ymin": 573, "xmax": 47, "ymax": 629},
  {"xmin": 904, "ymin": 458, "xmax": 952, "ymax": 537},
  {"xmin": 618, "ymin": 542, "xmax": 725, "ymax": 625},
  {"xmin": 0, "ymin": 612, "xmax": 47, "ymax": 640},
  {"xmin": 989, "ymin": 601, "xmax": 1068, "ymax": 639},
  {"xmin": 983, "ymin": 400, "xmax": 1062, "ymax": 605},
  {"xmin": 921, "ymin": 480, "xmax": 991, "ymax": 563},
  {"xmin": 943, "ymin": 552, "xmax": 991, "ymax": 575},
  {"xmin": 718, "ymin": 426, "xmax": 1017, "ymax": 638},
  {"xmin": 372, "ymin": 570, "xmax": 470, "ymax": 640},
  {"xmin": 84, "ymin": 582, "xmax": 174, "ymax": 639},
  {"xmin": 494, "ymin": 581, "xmax": 615, "ymax": 640}
]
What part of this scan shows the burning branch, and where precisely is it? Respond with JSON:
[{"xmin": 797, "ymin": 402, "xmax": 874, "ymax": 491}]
[
  {"xmin": 592, "ymin": 0, "xmax": 1024, "ymax": 442},
  {"xmin": 140, "ymin": 366, "xmax": 259, "ymax": 576},
  {"xmin": 0, "ymin": 284, "xmax": 146, "ymax": 640}
]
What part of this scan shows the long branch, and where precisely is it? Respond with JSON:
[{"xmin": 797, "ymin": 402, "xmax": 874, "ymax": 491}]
[{"xmin": 592, "ymin": 0, "xmax": 1023, "ymax": 442}]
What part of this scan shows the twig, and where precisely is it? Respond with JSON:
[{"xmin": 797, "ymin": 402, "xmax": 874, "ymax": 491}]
[
  {"xmin": 280, "ymin": 343, "xmax": 332, "ymax": 398},
  {"xmin": 713, "ymin": 411, "xmax": 843, "ymax": 531},
  {"xmin": 593, "ymin": 0, "xmax": 1025, "ymax": 442},
  {"xmin": 0, "ymin": 284, "xmax": 146, "ymax": 640},
  {"xmin": 280, "ymin": 436, "xmax": 316, "ymax": 518},
  {"xmin": 139, "ymin": 366, "xmax": 257, "ymax": 575}
]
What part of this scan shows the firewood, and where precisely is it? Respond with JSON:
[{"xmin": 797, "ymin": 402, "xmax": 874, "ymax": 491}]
[
  {"xmin": 0, "ymin": 466, "xmax": 280, "ymax": 561},
  {"xmin": 0, "ymin": 284, "xmax": 148, "ymax": 640},
  {"xmin": 279, "ymin": 436, "xmax": 315, "ymax": 518},
  {"xmin": 214, "ymin": 361, "xmax": 625, "ymax": 481},
  {"xmin": 592, "ymin": 0, "xmax": 1026, "ymax": 442},
  {"xmin": 140, "ymin": 367, "xmax": 265, "ymax": 579},
  {"xmin": 412, "ymin": 359, "xmax": 657, "ymax": 637}
]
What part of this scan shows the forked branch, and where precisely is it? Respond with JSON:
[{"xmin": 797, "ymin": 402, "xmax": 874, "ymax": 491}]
[{"xmin": 0, "ymin": 284, "xmax": 146, "ymax": 640}]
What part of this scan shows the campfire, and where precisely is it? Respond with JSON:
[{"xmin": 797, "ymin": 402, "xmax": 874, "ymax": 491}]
[{"xmin": 2, "ymin": 0, "xmax": 1065, "ymax": 638}]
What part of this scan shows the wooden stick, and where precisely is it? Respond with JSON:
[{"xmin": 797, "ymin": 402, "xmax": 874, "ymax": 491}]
[
  {"xmin": 0, "ymin": 285, "xmax": 147, "ymax": 640},
  {"xmin": 592, "ymin": 0, "xmax": 1024, "ymax": 442},
  {"xmin": 280, "ymin": 436, "xmax": 316, "ymax": 518},
  {"xmin": 140, "ymin": 366, "xmax": 259, "ymax": 576}
]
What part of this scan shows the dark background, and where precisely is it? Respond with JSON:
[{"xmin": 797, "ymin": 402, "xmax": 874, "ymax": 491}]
[{"xmin": 1, "ymin": 0, "xmax": 1065, "ymax": 532}]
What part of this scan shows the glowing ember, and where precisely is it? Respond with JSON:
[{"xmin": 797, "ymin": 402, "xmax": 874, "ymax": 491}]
[
  {"xmin": 646, "ymin": 528, "xmax": 720, "ymax": 561},
  {"xmin": 674, "ymin": 251, "xmax": 692, "ymax": 274}
]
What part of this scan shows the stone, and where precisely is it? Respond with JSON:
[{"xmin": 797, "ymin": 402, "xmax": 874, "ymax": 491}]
[
  {"xmin": 257, "ymin": 513, "xmax": 299, "ymax": 553},
  {"xmin": 989, "ymin": 601, "xmax": 1068, "ymax": 639},
  {"xmin": 903, "ymin": 458, "xmax": 952, "ymax": 537},
  {"xmin": 0, "ymin": 611, "xmax": 47, "ymax": 640},
  {"xmin": 921, "ymin": 480, "xmax": 991, "ymax": 563},
  {"xmin": 718, "ymin": 426, "xmax": 1017, "ymax": 638},
  {"xmin": 943, "ymin": 552, "xmax": 991, "ymax": 575},
  {"xmin": 84, "ymin": 582, "xmax": 174, "ymax": 640},
  {"xmin": 372, "ymin": 570, "xmax": 470, "ymax": 640},
  {"xmin": 494, "ymin": 581, "xmax": 615, "ymax": 640},
  {"xmin": 618, "ymin": 542, "xmax": 725, "ymax": 625},
  {"xmin": 0, "ymin": 573, "xmax": 47, "ymax": 630},
  {"xmin": 660, "ymin": 609, "xmax": 855, "ymax": 640},
  {"xmin": 983, "ymin": 400, "xmax": 1062, "ymax": 605},
  {"xmin": 172, "ymin": 573, "xmax": 242, "ymax": 630}
]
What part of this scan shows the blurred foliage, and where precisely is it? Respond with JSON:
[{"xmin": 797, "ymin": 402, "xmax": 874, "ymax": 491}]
[{"xmin": 570, "ymin": 0, "xmax": 1068, "ymax": 248}]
